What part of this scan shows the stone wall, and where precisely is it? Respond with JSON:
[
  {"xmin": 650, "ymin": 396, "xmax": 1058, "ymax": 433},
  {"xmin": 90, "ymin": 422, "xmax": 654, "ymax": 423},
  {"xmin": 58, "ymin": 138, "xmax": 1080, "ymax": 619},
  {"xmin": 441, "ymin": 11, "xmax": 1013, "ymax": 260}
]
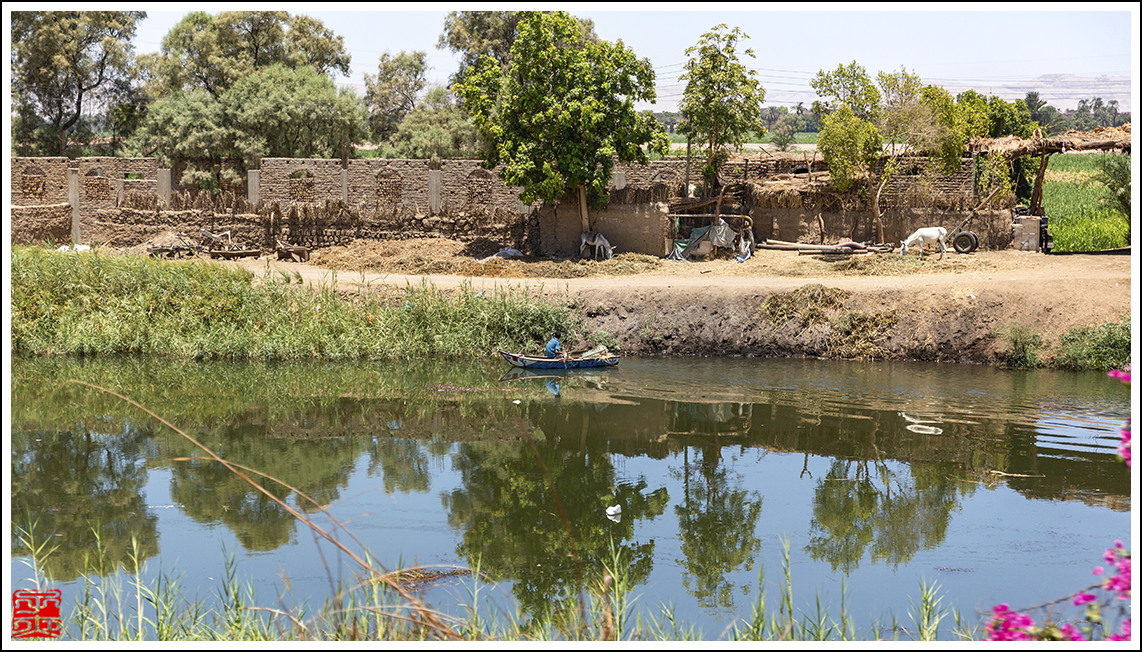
[
  {"xmin": 10, "ymin": 203, "xmax": 72, "ymax": 246},
  {"xmin": 753, "ymin": 206, "xmax": 1012, "ymax": 250},
  {"xmin": 8, "ymin": 153, "xmax": 1002, "ymax": 256},
  {"xmin": 11, "ymin": 157, "xmax": 70, "ymax": 206}
]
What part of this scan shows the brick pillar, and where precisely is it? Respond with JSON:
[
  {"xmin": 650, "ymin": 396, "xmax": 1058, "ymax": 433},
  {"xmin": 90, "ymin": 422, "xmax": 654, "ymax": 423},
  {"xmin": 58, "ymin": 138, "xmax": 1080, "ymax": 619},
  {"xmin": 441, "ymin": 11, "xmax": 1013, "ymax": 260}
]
[{"xmin": 67, "ymin": 168, "xmax": 79, "ymax": 244}]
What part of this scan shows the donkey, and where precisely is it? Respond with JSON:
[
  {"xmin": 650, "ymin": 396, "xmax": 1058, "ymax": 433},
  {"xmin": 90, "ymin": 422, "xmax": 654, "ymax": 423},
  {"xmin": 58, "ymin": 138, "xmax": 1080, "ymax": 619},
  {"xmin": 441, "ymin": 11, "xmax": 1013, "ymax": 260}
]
[
  {"xmin": 580, "ymin": 231, "xmax": 613, "ymax": 261},
  {"xmin": 900, "ymin": 226, "xmax": 947, "ymax": 260}
]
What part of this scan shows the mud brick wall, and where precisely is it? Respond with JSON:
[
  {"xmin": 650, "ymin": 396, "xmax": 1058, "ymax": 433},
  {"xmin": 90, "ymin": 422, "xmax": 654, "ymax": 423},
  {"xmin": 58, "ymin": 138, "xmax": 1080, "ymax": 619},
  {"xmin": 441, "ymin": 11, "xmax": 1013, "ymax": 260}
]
[
  {"xmin": 117, "ymin": 157, "xmax": 159, "ymax": 179},
  {"xmin": 77, "ymin": 157, "xmax": 120, "ymax": 211},
  {"xmin": 11, "ymin": 203, "xmax": 72, "ymax": 245},
  {"xmin": 751, "ymin": 206, "xmax": 1012, "ymax": 250},
  {"xmin": 343, "ymin": 158, "xmax": 432, "ymax": 216},
  {"xmin": 10, "ymin": 157, "xmax": 70, "ymax": 206}
]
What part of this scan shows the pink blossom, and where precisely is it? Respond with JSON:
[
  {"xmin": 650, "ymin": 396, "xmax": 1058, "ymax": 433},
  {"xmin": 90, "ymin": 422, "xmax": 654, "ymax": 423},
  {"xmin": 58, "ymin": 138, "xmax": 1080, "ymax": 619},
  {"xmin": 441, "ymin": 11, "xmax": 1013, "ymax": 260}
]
[
  {"xmin": 1073, "ymin": 592, "xmax": 1097, "ymax": 606},
  {"xmin": 985, "ymin": 604, "xmax": 1037, "ymax": 641},
  {"xmin": 1056, "ymin": 623, "xmax": 1084, "ymax": 641},
  {"xmin": 1107, "ymin": 618, "xmax": 1131, "ymax": 641}
]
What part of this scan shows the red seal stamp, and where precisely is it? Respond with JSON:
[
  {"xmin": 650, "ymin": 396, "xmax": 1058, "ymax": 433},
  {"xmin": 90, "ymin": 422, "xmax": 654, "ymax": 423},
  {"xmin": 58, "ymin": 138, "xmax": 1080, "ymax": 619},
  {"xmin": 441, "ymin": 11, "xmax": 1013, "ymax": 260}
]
[{"xmin": 12, "ymin": 589, "xmax": 63, "ymax": 639}]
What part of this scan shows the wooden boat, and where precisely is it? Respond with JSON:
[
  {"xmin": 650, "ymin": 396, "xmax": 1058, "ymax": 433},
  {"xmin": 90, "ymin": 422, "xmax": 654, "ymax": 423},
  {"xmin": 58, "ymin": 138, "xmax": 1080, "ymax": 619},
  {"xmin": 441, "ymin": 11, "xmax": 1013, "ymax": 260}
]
[{"xmin": 499, "ymin": 349, "xmax": 619, "ymax": 370}]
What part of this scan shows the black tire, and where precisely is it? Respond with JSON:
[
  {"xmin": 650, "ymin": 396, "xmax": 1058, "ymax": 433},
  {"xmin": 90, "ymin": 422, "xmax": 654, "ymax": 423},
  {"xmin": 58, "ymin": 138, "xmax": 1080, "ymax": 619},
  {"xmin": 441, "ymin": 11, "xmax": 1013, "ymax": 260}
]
[
  {"xmin": 953, "ymin": 232, "xmax": 976, "ymax": 254},
  {"xmin": 967, "ymin": 231, "xmax": 979, "ymax": 253}
]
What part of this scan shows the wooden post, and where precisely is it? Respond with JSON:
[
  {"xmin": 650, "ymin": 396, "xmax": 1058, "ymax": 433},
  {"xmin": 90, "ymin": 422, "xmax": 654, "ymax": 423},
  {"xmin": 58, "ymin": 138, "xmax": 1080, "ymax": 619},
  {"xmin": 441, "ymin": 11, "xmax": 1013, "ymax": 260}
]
[
  {"xmin": 578, "ymin": 184, "xmax": 589, "ymax": 232},
  {"xmin": 685, "ymin": 137, "xmax": 691, "ymax": 197}
]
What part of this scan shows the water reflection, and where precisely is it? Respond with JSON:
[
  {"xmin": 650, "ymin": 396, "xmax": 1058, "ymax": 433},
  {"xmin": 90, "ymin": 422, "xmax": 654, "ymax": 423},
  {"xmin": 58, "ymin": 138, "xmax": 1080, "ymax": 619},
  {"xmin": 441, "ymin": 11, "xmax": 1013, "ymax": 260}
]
[{"xmin": 10, "ymin": 355, "xmax": 1130, "ymax": 630}]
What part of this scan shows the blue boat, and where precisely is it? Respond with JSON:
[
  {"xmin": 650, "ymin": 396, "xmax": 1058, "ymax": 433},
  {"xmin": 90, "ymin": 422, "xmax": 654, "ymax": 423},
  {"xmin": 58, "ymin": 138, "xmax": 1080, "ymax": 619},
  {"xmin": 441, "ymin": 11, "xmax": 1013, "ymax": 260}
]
[{"xmin": 499, "ymin": 349, "xmax": 619, "ymax": 370}]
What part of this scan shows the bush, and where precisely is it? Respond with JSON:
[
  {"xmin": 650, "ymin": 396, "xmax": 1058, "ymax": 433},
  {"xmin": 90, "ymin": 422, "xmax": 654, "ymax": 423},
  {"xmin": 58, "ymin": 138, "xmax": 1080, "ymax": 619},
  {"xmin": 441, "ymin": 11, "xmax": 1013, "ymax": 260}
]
[
  {"xmin": 1053, "ymin": 317, "xmax": 1131, "ymax": 371},
  {"xmin": 998, "ymin": 324, "xmax": 1043, "ymax": 369}
]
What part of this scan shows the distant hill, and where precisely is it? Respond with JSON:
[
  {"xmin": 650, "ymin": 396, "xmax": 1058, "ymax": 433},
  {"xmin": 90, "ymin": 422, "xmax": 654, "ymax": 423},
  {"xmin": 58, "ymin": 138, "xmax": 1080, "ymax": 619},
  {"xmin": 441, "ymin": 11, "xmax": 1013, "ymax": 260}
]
[{"xmin": 642, "ymin": 74, "xmax": 1130, "ymax": 115}]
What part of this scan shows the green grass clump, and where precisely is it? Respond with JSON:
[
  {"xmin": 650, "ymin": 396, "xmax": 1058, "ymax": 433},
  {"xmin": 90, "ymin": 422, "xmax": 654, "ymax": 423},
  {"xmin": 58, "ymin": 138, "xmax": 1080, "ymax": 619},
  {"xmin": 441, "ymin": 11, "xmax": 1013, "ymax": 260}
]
[
  {"xmin": 997, "ymin": 324, "xmax": 1044, "ymax": 369},
  {"xmin": 11, "ymin": 247, "xmax": 576, "ymax": 360},
  {"xmin": 1053, "ymin": 317, "xmax": 1131, "ymax": 371}
]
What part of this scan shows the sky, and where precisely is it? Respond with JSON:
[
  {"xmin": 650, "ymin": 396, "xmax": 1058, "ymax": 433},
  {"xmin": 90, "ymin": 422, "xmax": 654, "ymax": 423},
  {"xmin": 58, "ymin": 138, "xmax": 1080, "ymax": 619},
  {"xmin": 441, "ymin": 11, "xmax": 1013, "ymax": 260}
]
[{"xmin": 117, "ymin": 4, "xmax": 1139, "ymax": 113}]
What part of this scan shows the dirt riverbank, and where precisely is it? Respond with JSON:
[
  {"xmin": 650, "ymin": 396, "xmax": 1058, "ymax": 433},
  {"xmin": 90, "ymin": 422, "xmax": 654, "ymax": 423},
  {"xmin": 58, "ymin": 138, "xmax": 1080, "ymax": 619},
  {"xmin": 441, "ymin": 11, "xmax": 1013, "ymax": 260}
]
[{"xmin": 203, "ymin": 236, "xmax": 1133, "ymax": 366}]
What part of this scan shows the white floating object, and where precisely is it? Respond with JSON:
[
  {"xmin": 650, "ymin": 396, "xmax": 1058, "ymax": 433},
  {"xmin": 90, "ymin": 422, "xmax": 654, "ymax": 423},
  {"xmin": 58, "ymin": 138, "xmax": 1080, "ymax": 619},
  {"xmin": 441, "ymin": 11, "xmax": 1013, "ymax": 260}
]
[{"xmin": 606, "ymin": 504, "xmax": 621, "ymax": 523}]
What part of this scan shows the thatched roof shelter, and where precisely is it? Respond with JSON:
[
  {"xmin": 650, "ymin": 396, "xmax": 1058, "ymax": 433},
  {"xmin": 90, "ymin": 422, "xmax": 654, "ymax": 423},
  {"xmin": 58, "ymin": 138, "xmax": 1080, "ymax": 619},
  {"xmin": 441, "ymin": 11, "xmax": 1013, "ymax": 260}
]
[{"xmin": 969, "ymin": 124, "xmax": 1131, "ymax": 158}]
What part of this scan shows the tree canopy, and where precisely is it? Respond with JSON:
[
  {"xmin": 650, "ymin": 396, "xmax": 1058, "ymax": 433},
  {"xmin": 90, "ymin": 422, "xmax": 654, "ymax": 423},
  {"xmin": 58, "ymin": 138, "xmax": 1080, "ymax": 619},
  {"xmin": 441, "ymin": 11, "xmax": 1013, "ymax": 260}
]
[
  {"xmin": 127, "ymin": 64, "xmax": 367, "ymax": 188},
  {"xmin": 11, "ymin": 10, "xmax": 146, "ymax": 156},
  {"xmin": 455, "ymin": 11, "xmax": 668, "ymax": 230},
  {"xmin": 150, "ymin": 11, "xmax": 350, "ymax": 98},
  {"xmin": 437, "ymin": 10, "xmax": 597, "ymax": 87},
  {"xmin": 363, "ymin": 50, "xmax": 429, "ymax": 143},
  {"xmin": 678, "ymin": 24, "xmax": 766, "ymax": 187},
  {"xmin": 381, "ymin": 87, "xmax": 483, "ymax": 161},
  {"xmin": 811, "ymin": 60, "xmax": 881, "ymax": 122}
]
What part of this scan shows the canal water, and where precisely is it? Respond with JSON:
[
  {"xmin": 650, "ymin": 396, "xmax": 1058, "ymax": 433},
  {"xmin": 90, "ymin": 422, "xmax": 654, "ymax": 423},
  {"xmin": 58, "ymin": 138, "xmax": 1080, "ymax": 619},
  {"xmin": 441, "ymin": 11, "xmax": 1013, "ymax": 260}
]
[{"xmin": 9, "ymin": 354, "xmax": 1132, "ymax": 639}]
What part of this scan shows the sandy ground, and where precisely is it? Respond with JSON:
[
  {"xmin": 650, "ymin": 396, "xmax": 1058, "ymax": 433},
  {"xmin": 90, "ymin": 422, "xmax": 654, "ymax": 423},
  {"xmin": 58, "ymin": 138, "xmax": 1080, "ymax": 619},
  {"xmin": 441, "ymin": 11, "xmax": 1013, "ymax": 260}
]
[{"xmin": 209, "ymin": 237, "xmax": 1135, "ymax": 363}]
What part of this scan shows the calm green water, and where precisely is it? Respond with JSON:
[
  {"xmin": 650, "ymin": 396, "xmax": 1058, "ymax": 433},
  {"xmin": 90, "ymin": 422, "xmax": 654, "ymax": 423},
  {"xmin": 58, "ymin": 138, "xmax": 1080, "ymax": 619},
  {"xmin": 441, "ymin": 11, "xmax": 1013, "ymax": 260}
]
[{"xmin": 9, "ymin": 355, "xmax": 1132, "ymax": 639}]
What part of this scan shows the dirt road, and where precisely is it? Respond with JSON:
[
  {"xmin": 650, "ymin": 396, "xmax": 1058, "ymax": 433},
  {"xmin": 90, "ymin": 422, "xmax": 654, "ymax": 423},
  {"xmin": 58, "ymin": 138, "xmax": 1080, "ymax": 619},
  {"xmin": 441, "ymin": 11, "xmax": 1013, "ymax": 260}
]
[{"xmin": 219, "ymin": 240, "xmax": 1134, "ymax": 364}]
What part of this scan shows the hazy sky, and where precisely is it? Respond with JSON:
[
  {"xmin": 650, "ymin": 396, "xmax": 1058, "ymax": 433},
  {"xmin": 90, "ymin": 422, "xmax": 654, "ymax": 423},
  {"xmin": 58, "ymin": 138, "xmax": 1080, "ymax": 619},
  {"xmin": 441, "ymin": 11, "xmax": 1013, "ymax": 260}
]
[{"xmin": 121, "ymin": 4, "xmax": 1138, "ymax": 113}]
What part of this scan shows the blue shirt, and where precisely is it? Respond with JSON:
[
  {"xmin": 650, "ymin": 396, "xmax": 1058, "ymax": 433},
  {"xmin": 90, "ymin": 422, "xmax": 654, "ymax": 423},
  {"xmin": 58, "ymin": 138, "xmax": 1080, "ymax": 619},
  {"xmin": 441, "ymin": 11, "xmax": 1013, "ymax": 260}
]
[{"xmin": 545, "ymin": 337, "xmax": 562, "ymax": 358}]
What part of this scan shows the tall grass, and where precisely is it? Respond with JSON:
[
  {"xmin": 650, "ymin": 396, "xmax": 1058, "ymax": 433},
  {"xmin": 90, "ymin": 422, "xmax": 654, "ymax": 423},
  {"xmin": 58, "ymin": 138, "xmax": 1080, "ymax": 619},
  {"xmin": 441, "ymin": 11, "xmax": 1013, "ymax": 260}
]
[
  {"xmin": 1043, "ymin": 153, "xmax": 1130, "ymax": 252},
  {"xmin": 11, "ymin": 247, "xmax": 576, "ymax": 360}
]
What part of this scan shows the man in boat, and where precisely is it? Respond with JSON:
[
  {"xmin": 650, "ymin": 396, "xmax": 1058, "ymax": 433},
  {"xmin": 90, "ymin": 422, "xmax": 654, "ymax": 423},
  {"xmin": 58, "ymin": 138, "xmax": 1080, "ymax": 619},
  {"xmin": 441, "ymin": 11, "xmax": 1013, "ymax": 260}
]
[{"xmin": 546, "ymin": 331, "xmax": 564, "ymax": 358}]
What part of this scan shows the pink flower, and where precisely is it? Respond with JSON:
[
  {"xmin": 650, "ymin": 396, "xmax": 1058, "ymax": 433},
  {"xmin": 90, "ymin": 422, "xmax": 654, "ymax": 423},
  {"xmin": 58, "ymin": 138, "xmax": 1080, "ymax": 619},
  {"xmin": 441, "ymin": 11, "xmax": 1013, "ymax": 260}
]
[
  {"xmin": 1073, "ymin": 592, "xmax": 1097, "ymax": 606},
  {"xmin": 1056, "ymin": 622, "xmax": 1084, "ymax": 641},
  {"xmin": 985, "ymin": 604, "xmax": 1037, "ymax": 641},
  {"xmin": 1107, "ymin": 618, "xmax": 1131, "ymax": 641}
]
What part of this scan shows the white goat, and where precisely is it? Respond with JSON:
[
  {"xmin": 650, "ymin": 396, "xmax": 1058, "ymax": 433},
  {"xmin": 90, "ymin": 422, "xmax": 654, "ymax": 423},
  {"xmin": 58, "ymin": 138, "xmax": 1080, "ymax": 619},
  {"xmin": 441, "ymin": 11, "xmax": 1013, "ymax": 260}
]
[
  {"xmin": 900, "ymin": 226, "xmax": 947, "ymax": 260},
  {"xmin": 580, "ymin": 231, "xmax": 613, "ymax": 261}
]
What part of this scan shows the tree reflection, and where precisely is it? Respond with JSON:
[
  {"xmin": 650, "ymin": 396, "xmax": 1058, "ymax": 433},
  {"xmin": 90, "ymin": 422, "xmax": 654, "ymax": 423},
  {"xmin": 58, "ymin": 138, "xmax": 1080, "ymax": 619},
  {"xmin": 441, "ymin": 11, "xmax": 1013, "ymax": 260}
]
[
  {"xmin": 367, "ymin": 439, "xmax": 431, "ymax": 494},
  {"xmin": 169, "ymin": 425, "xmax": 362, "ymax": 551},
  {"xmin": 442, "ymin": 437, "xmax": 668, "ymax": 620},
  {"xmin": 11, "ymin": 422, "xmax": 159, "ymax": 582},
  {"xmin": 673, "ymin": 445, "xmax": 764, "ymax": 611},
  {"xmin": 805, "ymin": 458, "xmax": 961, "ymax": 573}
]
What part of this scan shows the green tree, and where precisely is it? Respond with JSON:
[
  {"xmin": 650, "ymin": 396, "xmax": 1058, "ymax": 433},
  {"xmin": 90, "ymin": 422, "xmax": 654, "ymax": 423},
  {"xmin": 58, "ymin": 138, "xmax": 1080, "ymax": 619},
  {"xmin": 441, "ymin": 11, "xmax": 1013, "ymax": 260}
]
[
  {"xmin": 10, "ymin": 10, "xmax": 146, "ymax": 156},
  {"xmin": 455, "ymin": 11, "xmax": 668, "ymax": 233},
  {"xmin": 953, "ymin": 90, "xmax": 991, "ymax": 141},
  {"xmin": 437, "ymin": 11, "xmax": 598, "ymax": 87},
  {"xmin": 1024, "ymin": 91, "xmax": 1067, "ymax": 135},
  {"xmin": 678, "ymin": 24, "xmax": 766, "ymax": 188},
  {"xmin": 811, "ymin": 60, "xmax": 881, "ymax": 122},
  {"xmin": 127, "ymin": 64, "xmax": 367, "ymax": 187},
  {"xmin": 1094, "ymin": 154, "xmax": 1131, "ymax": 219},
  {"xmin": 363, "ymin": 50, "xmax": 429, "ymax": 143},
  {"xmin": 770, "ymin": 114, "xmax": 804, "ymax": 152},
  {"xmin": 382, "ymin": 86, "xmax": 483, "ymax": 160},
  {"xmin": 151, "ymin": 11, "xmax": 350, "ymax": 99},
  {"xmin": 817, "ymin": 103, "xmax": 881, "ymax": 194}
]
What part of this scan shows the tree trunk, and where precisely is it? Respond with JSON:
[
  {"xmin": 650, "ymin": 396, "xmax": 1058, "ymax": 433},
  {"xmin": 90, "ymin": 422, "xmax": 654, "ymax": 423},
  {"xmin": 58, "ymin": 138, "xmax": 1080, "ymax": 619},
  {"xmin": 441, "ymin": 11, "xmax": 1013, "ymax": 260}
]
[
  {"xmin": 577, "ymin": 184, "xmax": 590, "ymax": 233},
  {"xmin": 872, "ymin": 174, "xmax": 888, "ymax": 245}
]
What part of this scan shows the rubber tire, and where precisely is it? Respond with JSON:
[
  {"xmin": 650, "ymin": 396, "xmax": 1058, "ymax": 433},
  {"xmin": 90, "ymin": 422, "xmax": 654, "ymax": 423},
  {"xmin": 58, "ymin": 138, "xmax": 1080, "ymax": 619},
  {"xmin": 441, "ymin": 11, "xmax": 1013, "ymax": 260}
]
[
  {"xmin": 967, "ymin": 231, "xmax": 979, "ymax": 253},
  {"xmin": 953, "ymin": 232, "xmax": 976, "ymax": 254}
]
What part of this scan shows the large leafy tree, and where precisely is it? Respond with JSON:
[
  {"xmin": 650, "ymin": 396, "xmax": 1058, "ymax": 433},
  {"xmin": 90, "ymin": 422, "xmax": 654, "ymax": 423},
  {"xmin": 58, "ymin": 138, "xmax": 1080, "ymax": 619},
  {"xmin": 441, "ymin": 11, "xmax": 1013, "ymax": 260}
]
[
  {"xmin": 811, "ymin": 60, "xmax": 881, "ymax": 123},
  {"xmin": 151, "ymin": 11, "xmax": 350, "ymax": 99},
  {"xmin": 382, "ymin": 87, "xmax": 482, "ymax": 161},
  {"xmin": 11, "ymin": 10, "xmax": 146, "ymax": 156},
  {"xmin": 127, "ymin": 64, "xmax": 367, "ymax": 188},
  {"xmin": 455, "ymin": 11, "xmax": 668, "ymax": 232},
  {"xmin": 363, "ymin": 50, "xmax": 429, "ymax": 143},
  {"xmin": 678, "ymin": 24, "xmax": 766, "ymax": 188},
  {"xmin": 437, "ymin": 10, "xmax": 597, "ymax": 87}
]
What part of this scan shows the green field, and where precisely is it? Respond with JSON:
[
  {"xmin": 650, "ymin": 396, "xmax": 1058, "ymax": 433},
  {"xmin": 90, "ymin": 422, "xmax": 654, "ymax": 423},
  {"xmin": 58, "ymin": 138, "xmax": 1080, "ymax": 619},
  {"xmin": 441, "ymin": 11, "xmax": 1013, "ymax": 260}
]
[{"xmin": 1041, "ymin": 153, "xmax": 1130, "ymax": 252}]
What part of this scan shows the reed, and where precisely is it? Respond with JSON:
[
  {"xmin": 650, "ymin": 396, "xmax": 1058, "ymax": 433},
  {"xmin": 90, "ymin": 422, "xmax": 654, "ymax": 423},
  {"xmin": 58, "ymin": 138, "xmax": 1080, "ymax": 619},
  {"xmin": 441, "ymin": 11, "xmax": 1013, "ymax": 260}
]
[{"xmin": 11, "ymin": 247, "xmax": 576, "ymax": 361}]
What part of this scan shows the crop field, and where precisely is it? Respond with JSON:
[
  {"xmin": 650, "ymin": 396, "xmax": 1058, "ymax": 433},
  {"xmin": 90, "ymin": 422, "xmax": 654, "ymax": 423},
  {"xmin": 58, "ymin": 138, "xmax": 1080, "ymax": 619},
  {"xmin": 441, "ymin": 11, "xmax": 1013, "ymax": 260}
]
[{"xmin": 1041, "ymin": 153, "xmax": 1130, "ymax": 252}]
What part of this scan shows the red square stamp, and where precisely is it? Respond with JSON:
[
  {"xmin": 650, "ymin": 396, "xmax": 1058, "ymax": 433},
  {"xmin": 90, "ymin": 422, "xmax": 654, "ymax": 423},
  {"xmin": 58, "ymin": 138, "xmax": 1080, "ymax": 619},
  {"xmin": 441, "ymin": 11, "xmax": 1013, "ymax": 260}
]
[{"xmin": 12, "ymin": 589, "xmax": 63, "ymax": 639}]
